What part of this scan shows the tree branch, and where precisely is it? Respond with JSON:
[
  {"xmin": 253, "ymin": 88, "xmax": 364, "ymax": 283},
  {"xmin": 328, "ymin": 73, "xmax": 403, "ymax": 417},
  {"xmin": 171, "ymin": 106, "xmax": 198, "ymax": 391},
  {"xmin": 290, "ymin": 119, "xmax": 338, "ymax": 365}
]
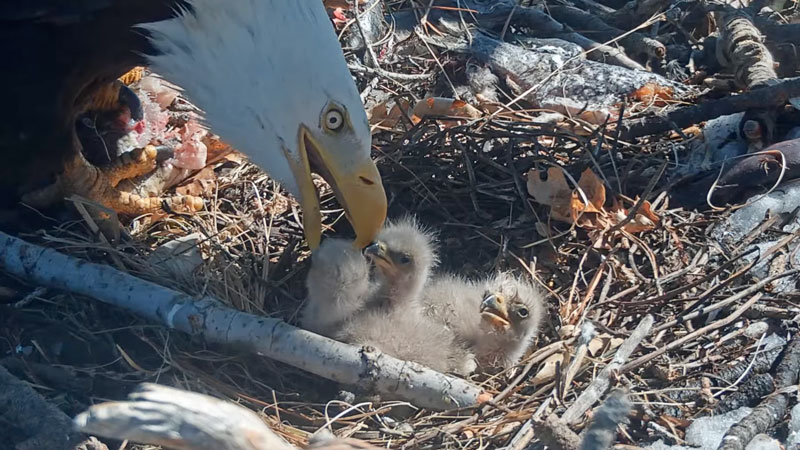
[{"xmin": 0, "ymin": 231, "xmax": 487, "ymax": 411}]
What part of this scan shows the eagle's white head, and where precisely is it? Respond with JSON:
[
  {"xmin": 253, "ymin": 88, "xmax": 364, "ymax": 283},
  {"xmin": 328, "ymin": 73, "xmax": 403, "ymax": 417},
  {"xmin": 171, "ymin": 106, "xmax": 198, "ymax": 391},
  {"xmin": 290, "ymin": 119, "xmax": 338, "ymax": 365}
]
[{"xmin": 137, "ymin": 0, "xmax": 386, "ymax": 248}]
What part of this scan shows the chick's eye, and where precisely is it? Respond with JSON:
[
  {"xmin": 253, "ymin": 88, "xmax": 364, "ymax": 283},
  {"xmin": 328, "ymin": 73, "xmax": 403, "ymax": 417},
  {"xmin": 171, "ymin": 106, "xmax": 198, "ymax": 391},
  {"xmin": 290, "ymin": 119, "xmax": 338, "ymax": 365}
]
[
  {"xmin": 516, "ymin": 307, "xmax": 529, "ymax": 318},
  {"xmin": 399, "ymin": 255, "xmax": 411, "ymax": 265},
  {"xmin": 324, "ymin": 109, "xmax": 344, "ymax": 131}
]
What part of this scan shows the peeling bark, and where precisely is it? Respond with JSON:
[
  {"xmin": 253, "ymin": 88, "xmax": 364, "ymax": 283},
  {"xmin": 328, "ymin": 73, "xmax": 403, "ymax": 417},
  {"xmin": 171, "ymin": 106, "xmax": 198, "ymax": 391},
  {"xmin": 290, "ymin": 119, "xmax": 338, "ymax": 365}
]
[
  {"xmin": 714, "ymin": 373, "xmax": 775, "ymax": 414},
  {"xmin": 717, "ymin": 10, "xmax": 777, "ymax": 90},
  {"xmin": 423, "ymin": 31, "xmax": 681, "ymax": 123}
]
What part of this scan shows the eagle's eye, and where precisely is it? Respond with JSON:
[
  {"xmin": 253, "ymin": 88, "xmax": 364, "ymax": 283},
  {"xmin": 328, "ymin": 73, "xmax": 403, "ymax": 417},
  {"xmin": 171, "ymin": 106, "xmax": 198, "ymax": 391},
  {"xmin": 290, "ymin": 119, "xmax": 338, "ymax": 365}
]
[
  {"xmin": 324, "ymin": 108, "xmax": 344, "ymax": 131},
  {"xmin": 516, "ymin": 307, "xmax": 529, "ymax": 319}
]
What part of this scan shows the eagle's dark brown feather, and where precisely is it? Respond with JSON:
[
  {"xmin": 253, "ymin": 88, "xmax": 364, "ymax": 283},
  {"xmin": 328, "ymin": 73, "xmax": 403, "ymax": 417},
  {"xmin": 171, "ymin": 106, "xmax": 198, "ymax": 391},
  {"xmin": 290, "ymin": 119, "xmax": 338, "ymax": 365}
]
[{"xmin": 0, "ymin": 1, "xmax": 186, "ymax": 210}]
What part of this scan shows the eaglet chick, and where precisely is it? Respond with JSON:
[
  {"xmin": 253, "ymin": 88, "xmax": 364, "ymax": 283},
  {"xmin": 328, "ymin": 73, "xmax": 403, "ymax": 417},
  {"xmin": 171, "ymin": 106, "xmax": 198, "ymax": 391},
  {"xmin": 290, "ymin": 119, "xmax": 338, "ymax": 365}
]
[
  {"xmin": 335, "ymin": 217, "xmax": 476, "ymax": 375},
  {"xmin": 300, "ymin": 238, "xmax": 374, "ymax": 337},
  {"xmin": 361, "ymin": 217, "xmax": 438, "ymax": 311},
  {"xmin": 422, "ymin": 272, "xmax": 544, "ymax": 369}
]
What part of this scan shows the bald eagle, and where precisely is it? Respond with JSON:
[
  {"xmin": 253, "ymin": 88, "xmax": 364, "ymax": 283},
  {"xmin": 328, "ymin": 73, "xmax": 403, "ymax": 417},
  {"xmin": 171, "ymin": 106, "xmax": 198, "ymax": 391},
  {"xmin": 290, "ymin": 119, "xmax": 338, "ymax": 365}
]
[{"xmin": 0, "ymin": 0, "xmax": 387, "ymax": 248}]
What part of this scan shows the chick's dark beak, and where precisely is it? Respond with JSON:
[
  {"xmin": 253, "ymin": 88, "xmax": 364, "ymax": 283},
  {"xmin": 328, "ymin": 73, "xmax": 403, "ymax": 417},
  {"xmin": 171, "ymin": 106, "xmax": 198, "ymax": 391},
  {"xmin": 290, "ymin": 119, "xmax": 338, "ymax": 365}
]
[
  {"xmin": 363, "ymin": 241, "xmax": 395, "ymax": 273},
  {"xmin": 363, "ymin": 242, "xmax": 383, "ymax": 257},
  {"xmin": 480, "ymin": 294, "xmax": 511, "ymax": 329}
]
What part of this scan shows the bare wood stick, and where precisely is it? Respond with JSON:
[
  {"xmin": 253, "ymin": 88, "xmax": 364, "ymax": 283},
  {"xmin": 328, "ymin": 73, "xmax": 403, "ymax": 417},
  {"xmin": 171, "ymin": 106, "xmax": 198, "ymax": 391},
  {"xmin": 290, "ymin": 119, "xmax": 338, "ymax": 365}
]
[
  {"xmin": 620, "ymin": 294, "xmax": 763, "ymax": 374},
  {"xmin": 718, "ymin": 338, "xmax": 800, "ymax": 450},
  {"xmin": 74, "ymin": 383, "xmax": 295, "ymax": 450},
  {"xmin": 620, "ymin": 77, "xmax": 800, "ymax": 139},
  {"xmin": 0, "ymin": 231, "xmax": 486, "ymax": 411},
  {"xmin": 561, "ymin": 315, "xmax": 654, "ymax": 425},
  {"xmin": 532, "ymin": 415, "xmax": 582, "ymax": 450},
  {"xmin": 717, "ymin": 9, "xmax": 777, "ymax": 90},
  {"xmin": 562, "ymin": 323, "xmax": 597, "ymax": 401},
  {"xmin": 74, "ymin": 383, "xmax": 383, "ymax": 450},
  {"xmin": 654, "ymin": 268, "xmax": 800, "ymax": 332}
]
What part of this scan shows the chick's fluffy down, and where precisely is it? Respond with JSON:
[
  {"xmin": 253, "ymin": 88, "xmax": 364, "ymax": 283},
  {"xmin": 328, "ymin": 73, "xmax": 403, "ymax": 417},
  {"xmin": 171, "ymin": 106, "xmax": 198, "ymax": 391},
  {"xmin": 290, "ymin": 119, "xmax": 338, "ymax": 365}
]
[
  {"xmin": 421, "ymin": 272, "xmax": 544, "ymax": 369},
  {"xmin": 335, "ymin": 309, "xmax": 476, "ymax": 376},
  {"xmin": 301, "ymin": 238, "xmax": 374, "ymax": 337}
]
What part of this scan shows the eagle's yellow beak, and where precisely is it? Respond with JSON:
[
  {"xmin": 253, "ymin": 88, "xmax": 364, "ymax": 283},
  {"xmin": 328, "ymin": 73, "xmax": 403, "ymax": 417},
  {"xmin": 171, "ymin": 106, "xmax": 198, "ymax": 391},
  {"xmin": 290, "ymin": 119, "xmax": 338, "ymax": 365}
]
[{"xmin": 289, "ymin": 127, "xmax": 387, "ymax": 250}]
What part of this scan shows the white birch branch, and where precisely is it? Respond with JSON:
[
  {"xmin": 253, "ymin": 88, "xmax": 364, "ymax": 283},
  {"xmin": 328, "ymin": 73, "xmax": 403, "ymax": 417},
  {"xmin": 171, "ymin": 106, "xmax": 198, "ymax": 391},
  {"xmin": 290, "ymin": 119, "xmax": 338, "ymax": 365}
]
[
  {"xmin": 74, "ymin": 383, "xmax": 383, "ymax": 450},
  {"xmin": 560, "ymin": 315, "xmax": 653, "ymax": 425},
  {"xmin": 0, "ymin": 231, "xmax": 486, "ymax": 410},
  {"xmin": 74, "ymin": 383, "xmax": 295, "ymax": 450}
]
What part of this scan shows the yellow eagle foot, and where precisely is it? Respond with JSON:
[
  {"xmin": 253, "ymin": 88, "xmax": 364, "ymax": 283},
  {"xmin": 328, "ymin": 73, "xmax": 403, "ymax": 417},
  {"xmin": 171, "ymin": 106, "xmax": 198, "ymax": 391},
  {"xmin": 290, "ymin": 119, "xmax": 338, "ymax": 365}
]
[{"xmin": 22, "ymin": 146, "xmax": 204, "ymax": 216}]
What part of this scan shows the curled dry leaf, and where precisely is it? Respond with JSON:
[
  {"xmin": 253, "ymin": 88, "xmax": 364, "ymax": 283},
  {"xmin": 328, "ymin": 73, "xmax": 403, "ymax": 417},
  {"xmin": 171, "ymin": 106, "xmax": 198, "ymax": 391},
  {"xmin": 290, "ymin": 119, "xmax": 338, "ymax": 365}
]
[
  {"xmin": 176, "ymin": 166, "xmax": 217, "ymax": 198},
  {"xmin": 370, "ymin": 97, "xmax": 482, "ymax": 128},
  {"xmin": 614, "ymin": 198, "xmax": 660, "ymax": 233},
  {"xmin": 410, "ymin": 97, "xmax": 483, "ymax": 124},
  {"xmin": 587, "ymin": 334, "xmax": 624, "ymax": 356},
  {"xmin": 631, "ymin": 83, "xmax": 674, "ymax": 106},
  {"xmin": 527, "ymin": 167, "xmax": 660, "ymax": 247},
  {"xmin": 369, "ymin": 97, "xmax": 413, "ymax": 128},
  {"xmin": 531, "ymin": 350, "xmax": 569, "ymax": 385},
  {"xmin": 202, "ymin": 134, "xmax": 238, "ymax": 165},
  {"xmin": 526, "ymin": 167, "xmax": 573, "ymax": 222}
]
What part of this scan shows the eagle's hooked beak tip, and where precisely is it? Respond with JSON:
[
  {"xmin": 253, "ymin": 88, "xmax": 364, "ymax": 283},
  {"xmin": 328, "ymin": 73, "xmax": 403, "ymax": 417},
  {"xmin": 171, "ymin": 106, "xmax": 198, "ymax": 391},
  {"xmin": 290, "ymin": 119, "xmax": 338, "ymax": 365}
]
[{"xmin": 295, "ymin": 129, "xmax": 387, "ymax": 251}]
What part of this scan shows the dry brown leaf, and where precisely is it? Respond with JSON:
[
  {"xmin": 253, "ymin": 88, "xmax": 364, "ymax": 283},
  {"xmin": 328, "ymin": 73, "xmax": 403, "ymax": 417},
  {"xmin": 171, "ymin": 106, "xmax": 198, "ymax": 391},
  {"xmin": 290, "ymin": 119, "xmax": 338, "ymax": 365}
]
[
  {"xmin": 528, "ymin": 167, "xmax": 661, "ymax": 247},
  {"xmin": 410, "ymin": 97, "xmax": 482, "ymax": 124},
  {"xmin": 612, "ymin": 198, "xmax": 660, "ymax": 233},
  {"xmin": 526, "ymin": 168, "xmax": 571, "ymax": 207},
  {"xmin": 531, "ymin": 351, "xmax": 568, "ymax": 385},
  {"xmin": 631, "ymin": 83, "xmax": 674, "ymax": 106},
  {"xmin": 558, "ymin": 324, "xmax": 577, "ymax": 339},
  {"xmin": 527, "ymin": 168, "xmax": 573, "ymax": 223},
  {"xmin": 222, "ymin": 151, "xmax": 246, "ymax": 165},
  {"xmin": 577, "ymin": 168, "xmax": 606, "ymax": 212},
  {"xmin": 202, "ymin": 135, "xmax": 236, "ymax": 164},
  {"xmin": 176, "ymin": 166, "xmax": 217, "ymax": 197},
  {"xmin": 368, "ymin": 98, "xmax": 412, "ymax": 128},
  {"xmin": 587, "ymin": 336, "xmax": 606, "ymax": 356}
]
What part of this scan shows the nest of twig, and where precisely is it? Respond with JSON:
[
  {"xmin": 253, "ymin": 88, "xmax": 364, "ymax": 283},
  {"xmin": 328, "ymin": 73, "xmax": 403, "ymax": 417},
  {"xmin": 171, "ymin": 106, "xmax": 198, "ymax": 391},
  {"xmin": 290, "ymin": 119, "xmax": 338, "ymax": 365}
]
[{"xmin": 4, "ymin": 0, "xmax": 800, "ymax": 448}]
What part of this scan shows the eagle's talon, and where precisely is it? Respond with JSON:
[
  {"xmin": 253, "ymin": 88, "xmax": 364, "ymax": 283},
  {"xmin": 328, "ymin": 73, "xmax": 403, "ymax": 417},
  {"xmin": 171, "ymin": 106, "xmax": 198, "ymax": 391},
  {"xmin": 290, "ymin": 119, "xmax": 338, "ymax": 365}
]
[
  {"xmin": 106, "ymin": 145, "xmax": 158, "ymax": 187},
  {"xmin": 21, "ymin": 148, "xmax": 203, "ymax": 217}
]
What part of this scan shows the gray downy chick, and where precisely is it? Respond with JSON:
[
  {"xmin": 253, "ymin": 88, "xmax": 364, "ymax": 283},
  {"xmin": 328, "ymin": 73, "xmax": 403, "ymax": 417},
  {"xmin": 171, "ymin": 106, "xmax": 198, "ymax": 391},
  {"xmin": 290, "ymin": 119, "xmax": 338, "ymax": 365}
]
[
  {"xmin": 335, "ymin": 307, "xmax": 476, "ymax": 376},
  {"xmin": 336, "ymin": 217, "xmax": 475, "ymax": 375},
  {"xmin": 362, "ymin": 216, "xmax": 438, "ymax": 311},
  {"xmin": 300, "ymin": 238, "xmax": 374, "ymax": 337},
  {"xmin": 475, "ymin": 272, "xmax": 544, "ymax": 368},
  {"xmin": 422, "ymin": 272, "xmax": 544, "ymax": 370}
]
